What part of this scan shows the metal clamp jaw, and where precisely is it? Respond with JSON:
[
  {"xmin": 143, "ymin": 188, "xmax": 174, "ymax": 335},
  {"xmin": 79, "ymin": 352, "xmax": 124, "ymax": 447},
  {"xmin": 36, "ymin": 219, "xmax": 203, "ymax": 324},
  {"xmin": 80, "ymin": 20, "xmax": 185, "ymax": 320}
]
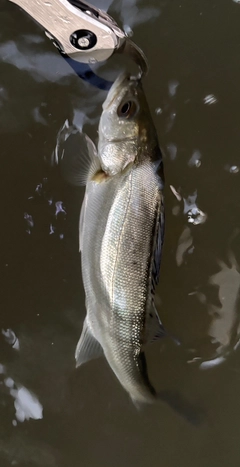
[{"xmin": 8, "ymin": 0, "xmax": 148, "ymax": 75}]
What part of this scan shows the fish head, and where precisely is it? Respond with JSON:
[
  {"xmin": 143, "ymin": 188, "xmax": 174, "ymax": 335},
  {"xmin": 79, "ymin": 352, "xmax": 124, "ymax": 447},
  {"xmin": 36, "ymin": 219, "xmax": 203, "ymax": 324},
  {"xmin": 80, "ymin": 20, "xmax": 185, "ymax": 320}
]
[{"xmin": 98, "ymin": 73, "xmax": 158, "ymax": 176}]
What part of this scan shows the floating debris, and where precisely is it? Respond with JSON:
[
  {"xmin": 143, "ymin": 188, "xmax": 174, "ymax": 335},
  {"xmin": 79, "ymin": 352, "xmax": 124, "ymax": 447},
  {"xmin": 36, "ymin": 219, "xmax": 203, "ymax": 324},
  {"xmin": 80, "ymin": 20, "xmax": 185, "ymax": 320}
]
[
  {"xmin": 155, "ymin": 107, "xmax": 163, "ymax": 115},
  {"xmin": 203, "ymin": 94, "xmax": 217, "ymax": 105}
]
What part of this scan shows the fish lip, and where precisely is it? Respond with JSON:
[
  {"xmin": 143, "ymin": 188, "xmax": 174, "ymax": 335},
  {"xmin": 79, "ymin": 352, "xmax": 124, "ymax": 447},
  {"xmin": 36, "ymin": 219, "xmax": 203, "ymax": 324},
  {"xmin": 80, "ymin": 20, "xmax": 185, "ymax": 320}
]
[{"xmin": 102, "ymin": 72, "xmax": 140, "ymax": 110}]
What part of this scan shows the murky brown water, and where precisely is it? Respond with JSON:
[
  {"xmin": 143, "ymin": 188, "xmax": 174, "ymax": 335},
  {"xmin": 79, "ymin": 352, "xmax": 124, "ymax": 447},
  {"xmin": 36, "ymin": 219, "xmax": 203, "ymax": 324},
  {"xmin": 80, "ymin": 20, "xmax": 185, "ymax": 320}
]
[{"xmin": 1, "ymin": 0, "xmax": 240, "ymax": 465}]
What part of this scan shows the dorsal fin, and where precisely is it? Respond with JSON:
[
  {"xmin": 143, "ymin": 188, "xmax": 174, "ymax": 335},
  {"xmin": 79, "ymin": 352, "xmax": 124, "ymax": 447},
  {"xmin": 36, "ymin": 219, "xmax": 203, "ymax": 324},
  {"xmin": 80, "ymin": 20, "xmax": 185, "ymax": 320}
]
[{"xmin": 75, "ymin": 318, "xmax": 103, "ymax": 368}]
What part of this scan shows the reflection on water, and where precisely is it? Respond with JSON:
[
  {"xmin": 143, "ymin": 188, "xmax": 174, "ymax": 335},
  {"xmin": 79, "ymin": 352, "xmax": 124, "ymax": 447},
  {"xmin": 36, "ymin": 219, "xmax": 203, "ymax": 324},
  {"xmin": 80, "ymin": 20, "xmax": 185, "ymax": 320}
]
[
  {"xmin": 2, "ymin": 328, "xmax": 19, "ymax": 350},
  {"xmin": 203, "ymin": 94, "xmax": 218, "ymax": 105},
  {"xmin": 0, "ymin": 364, "xmax": 43, "ymax": 423},
  {"xmin": 10, "ymin": 383, "xmax": 43, "ymax": 423},
  {"xmin": 1, "ymin": 0, "xmax": 240, "ymax": 465},
  {"xmin": 206, "ymin": 247, "xmax": 240, "ymax": 359}
]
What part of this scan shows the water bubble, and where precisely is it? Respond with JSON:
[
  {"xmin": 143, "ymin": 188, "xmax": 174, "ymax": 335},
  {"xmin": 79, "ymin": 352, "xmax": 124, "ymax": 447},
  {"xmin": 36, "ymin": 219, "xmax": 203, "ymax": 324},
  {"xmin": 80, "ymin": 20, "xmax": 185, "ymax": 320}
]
[
  {"xmin": 188, "ymin": 149, "xmax": 202, "ymax": 168},
  {"xmin": 2, "ymin": 329, "xmax": 20, "ymax": 350},
  {"xmin": 4, "ymin": 377, "xmax": 14, "ymax": 388},
  {"xmin": 123, "ymin": 25, "xmax": 133, "ymax": 37},
  {"xmin": 10, "ymin": 386, "xmax": 43, "ymax": 422},
  {"xmin": 32, "ymin": 107, "xmax": 47, "ymax": 125},
  {"xmin": 88, "ymin": 57, "xmax": 97, "ymax": 64},
  {"xmin": 187, "ymin": 207, "xmax": 207, "ymax": 225},
  {"xmin": 230, "ymin": 165, "xmax": 239, "ymax": 174},
  {"xmin": 49, "ymin": 224, "xmax": 55, "ymax": 235},
  {"xmin": 35, "ymin": 183, "xmax": 42, "ymax": 195},
  {"xmin": 24, "ymin": 213, "xmax": 34, "ymax": 234},
  {"xmin": 24, "ymin": 213, "xmax": 34, "ymax": 228},
  {"xmin": 183, "ymin": 191, "xmax": 197, "ymax": 214},
  {"xmin": 172, "ymin": 205, "xmax": 180, "ymax": 216},
  {"xmin": 55, "ymin": 201, "xmax": 66, "ymax": 218},
  {"xmin": 203, "ymin": 94, "xmax": 217, "ymax": 105},
  {"xmin": 183, "ymin": 191, "xmax": 207, "ymax": 225},
  {"xmin": 167, "ymin": 143, "xmax": 177, "ymax": 160},
  {"xmin": 166, "ymin": 111, "xmax": 177, "ymax": 131},
  {"xmin": 168, "ymin": 80, "xmax": 179, "ymax": 97}
]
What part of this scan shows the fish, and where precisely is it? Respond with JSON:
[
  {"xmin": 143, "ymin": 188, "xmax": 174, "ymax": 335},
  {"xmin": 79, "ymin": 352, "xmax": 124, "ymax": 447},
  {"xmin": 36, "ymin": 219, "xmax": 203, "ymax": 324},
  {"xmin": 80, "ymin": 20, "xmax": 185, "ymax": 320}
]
[{"xmin": 59, "ymin": 73, "xmax": 203, "ymax": 423}]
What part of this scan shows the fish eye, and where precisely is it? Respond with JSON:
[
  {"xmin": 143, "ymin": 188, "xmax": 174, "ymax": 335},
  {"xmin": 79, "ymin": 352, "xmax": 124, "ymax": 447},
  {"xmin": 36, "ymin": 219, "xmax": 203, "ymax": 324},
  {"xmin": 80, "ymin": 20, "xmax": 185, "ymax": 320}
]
[{"xmin": 117, "ymin": 100, "xmax": 137, "ymax": 119}]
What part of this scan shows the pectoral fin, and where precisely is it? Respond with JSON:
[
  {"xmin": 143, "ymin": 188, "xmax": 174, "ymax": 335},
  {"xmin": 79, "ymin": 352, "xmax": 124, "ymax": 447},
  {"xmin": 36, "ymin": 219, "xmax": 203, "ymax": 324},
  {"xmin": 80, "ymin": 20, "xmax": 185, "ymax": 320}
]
[
  {"xmin": 61, "ymin": 131, "xmax": 101, "ymax": 186},
  {"xmin": 75, "ymin": 318, "xmax": 103, "ymax": 367},
  {"xmin": 52, "ymin": 121, "xmax": 101, "ymax": 186}
]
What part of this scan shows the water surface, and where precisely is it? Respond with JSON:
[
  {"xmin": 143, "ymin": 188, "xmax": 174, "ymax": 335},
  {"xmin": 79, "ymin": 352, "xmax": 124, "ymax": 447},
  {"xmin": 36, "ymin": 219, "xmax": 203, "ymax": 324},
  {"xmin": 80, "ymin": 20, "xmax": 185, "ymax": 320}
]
[{"xmin": 1, "ymin": 0, "xmax": 240, "ymax": 466}]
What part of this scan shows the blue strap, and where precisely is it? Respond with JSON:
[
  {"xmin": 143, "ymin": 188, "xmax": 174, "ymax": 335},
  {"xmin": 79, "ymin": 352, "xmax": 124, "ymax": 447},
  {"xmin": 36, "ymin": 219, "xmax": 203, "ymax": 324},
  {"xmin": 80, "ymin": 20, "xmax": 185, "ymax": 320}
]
[{"xmin": 62, "ymin": 54, "xmax": 113, "ymax": 91}]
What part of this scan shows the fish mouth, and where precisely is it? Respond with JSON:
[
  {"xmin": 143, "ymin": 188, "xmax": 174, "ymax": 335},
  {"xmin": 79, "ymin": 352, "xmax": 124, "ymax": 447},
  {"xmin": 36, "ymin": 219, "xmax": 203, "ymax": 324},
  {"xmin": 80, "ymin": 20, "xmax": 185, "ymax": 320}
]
[{"xmin": 102, "ymin": 72, "xmax": 140, "ymax": 110}]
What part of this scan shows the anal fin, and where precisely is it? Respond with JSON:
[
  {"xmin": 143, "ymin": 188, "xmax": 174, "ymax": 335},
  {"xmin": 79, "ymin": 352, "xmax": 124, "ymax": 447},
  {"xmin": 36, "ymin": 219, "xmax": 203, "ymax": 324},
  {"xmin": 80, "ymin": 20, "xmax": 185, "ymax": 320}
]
[
  {"xmin": 143, "ymin": 302, "xmax": 180, "ymax": 347},
  {"xmin": 75, "ymin": 318, "xmax": 103, "ymax": 368},
  {"xmin": 144, "ymin": 302, "xmax": 167, "ymax": 345}
]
